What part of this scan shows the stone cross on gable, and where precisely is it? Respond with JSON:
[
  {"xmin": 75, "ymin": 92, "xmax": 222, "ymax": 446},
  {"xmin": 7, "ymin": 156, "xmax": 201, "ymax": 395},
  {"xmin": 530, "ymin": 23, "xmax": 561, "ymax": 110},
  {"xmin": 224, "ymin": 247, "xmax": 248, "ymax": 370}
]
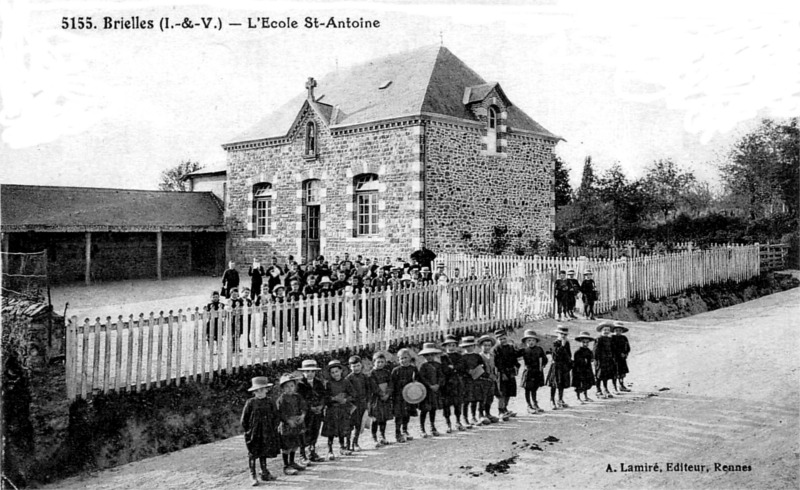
[{"xmin": 306, "ymin": 77, "xmax": 317, "ymax": 101}]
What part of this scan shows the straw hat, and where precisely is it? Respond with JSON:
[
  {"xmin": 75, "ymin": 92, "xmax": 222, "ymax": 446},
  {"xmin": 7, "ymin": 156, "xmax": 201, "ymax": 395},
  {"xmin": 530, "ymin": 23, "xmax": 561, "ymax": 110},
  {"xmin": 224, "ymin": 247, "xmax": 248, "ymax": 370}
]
[
  {"xmin": 418, "ymin": 342, "xmax": 442, "ymax": 356},
  {"xmin": 248, "ymin": 376, "xmax": 273, "ymax": 391},
  {"xmin": 436, "ymin": 263, "xmax": 445, "ymax": 269},
  {"xmin": 441, "ymin": 335, "xmax": 458, "ymax": 346},
  {"xmin": 596, "ymin": 321, "xmax": 615, "ymax": 333},
  {"xmin": 278, "ymin": 374, "xmax": 297, "ymax": 386},
  {"xmin": 421, "ymin": 266, "xmax": 431, "ymax": 273},
  {"xmin": 401, "ymin": 273, "xmax": 412, "ymax": 281},
  {"xmin": 402, "ymin": 381, "xmax": 427, "ymax": 404},
  {"xmin": 328, "ymin": 359, "xmax": 344, "ymax": 370},
  {"xmin": 575, "ymin": 331, "xmax": 595, "ymax": 342},
  {"xmin": 553, "ymin": 325, "xmax": 569, "ymax": 336},
  {"xmin": 521, "ymin": 329, "xmax": 539, "ymax": 341},
  {"xmin": 477, "ymin": 334, "xmax": 496, "ymax": 347},
  {"xmin": 612, "ymin": 321, "xmax": 629, "ymax": 333},
  {"xmin": 298, "ymin": 359, "xmax": 321, "ymax": 371},
  {"xmin": 319, "ymin": 276, "xmax": 332, "ymax": 285},
  {"xmin": 459, "ymin": 335, "xmax": 476, "ymax": 347},
  {"xmin": 567, "ymin": 269, "xmax": 575, "ymax": 275},
  {"xmin": 348, "ymin": 355, "xmax": 362, "ymax": 365},
  {"xmin": 272, "ymin": 284, "xmax": 285, "ymax": 293},
  {"xmin": 584, "ymin": 270, "xmax": 593, "ymax": 275},
  {"xmin": 493, "ymin": 328, "xmax": 507, "ymax": 338}
]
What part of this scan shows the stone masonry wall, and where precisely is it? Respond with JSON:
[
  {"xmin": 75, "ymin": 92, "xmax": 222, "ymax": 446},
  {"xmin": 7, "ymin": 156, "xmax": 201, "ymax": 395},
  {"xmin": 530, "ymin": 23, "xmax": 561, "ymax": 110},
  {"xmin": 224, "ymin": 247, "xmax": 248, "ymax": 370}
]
[
  {"xmin": 226, "ymin": 106, "xmax": 424, "ymax": 265},
  {"xmin": 424, "ymin": 119, "xmax": 556, "ymax": 255}
]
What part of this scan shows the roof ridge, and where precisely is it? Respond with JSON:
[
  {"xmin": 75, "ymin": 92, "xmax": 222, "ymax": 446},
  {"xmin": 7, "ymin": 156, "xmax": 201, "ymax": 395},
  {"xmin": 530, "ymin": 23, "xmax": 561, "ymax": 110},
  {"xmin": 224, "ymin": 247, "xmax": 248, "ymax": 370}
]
[{"xmin": 0, "ymin": 184, "xmax": 224, "ymax": 195}]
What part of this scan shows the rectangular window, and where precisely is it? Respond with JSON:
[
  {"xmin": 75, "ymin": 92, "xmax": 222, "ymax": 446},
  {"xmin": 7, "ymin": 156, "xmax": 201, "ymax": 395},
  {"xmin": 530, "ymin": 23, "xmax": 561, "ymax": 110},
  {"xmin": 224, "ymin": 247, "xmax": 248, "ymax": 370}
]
[
  {"xmin": 356, "ymin": 192, "xmax": 378, "ymax": 236},
  {"xmin": 255, "ymin": 198, "xmax": 272, "ymax": 237}
]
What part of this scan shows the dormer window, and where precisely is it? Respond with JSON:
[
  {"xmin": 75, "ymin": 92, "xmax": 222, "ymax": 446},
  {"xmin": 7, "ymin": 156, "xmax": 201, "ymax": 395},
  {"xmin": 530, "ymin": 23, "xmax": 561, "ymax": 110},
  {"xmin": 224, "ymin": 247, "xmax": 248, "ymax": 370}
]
[
  {"xmin": 305, "ymin": 121, "xmax": 317, "ymax": 157},
  {"xmin": 487, "ymin": 105, "xmax": 499, "ymax": 153}
]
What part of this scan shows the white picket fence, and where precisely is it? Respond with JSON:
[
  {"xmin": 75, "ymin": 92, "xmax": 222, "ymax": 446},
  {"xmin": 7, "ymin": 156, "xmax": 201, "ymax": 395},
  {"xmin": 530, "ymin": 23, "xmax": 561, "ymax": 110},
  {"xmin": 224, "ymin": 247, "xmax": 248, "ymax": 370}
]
[{"xmin": 66, "ymin": 274, "xmax": 553, "ymax": 400}]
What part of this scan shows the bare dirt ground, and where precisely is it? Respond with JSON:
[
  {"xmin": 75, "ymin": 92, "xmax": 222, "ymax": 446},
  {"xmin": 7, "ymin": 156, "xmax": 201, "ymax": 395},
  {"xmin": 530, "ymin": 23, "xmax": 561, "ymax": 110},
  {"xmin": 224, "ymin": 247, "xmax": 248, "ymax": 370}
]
[
  {"xmin": 51, "ymin": 276, "xmax": 221, "ymax": 321},
  {"xmin": 43, "ymin": 288, "xmax": 800, "ymax": 490}
]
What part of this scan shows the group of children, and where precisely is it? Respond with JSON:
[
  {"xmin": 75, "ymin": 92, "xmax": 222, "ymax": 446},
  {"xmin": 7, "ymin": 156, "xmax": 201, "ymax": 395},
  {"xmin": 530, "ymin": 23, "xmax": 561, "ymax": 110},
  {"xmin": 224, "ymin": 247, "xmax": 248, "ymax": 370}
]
[
  {"xmin": 240, "ymin": 321, "xmax": 631, "ymax": 485},
  {"xmin": 554, "ymin": 269, "xmax": 599, "ymax": 321}
]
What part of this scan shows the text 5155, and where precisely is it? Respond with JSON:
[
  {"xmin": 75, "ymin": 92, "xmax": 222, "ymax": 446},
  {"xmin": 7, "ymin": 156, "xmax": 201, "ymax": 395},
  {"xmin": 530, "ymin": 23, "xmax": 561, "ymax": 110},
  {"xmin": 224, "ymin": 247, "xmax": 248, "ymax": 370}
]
[{"xmin": 62, "ymin": 17, "xmax": 94, "ymax": 29}]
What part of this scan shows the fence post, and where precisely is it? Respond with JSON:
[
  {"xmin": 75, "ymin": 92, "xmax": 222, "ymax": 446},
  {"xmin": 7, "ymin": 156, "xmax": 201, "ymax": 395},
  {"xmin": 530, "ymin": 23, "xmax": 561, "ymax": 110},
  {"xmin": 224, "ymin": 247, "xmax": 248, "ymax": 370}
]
[
  {"xmin": 438, "ymin": 280, "xmax": 449, "ymax": 334},
  {"xmin": 343, "ymin": 287, "xmax": 354, "ymax": 346}
]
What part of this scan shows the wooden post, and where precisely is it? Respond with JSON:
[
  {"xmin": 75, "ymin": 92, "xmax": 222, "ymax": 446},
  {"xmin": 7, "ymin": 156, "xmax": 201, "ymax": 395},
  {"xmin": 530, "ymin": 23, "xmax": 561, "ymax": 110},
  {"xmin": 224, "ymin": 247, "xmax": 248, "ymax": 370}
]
[
  {"xmin": 156, "ymin": 230, "xmax": 163, "ymax": 281},
  {"xmin": 84, "ymin": 231, "xmax": 92, "ymax": 286}
]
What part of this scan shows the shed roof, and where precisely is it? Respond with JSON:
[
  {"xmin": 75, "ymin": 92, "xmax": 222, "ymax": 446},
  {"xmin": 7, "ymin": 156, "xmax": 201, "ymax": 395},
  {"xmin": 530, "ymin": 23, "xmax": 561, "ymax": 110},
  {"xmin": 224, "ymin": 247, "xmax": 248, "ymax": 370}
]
[
  {"xmin": 1, "ymin": 184, "xmax": 225, "ymax": 232},
  {"xmin": 226, "ymin": 45, "xmax": 557, "ymax": 146}
]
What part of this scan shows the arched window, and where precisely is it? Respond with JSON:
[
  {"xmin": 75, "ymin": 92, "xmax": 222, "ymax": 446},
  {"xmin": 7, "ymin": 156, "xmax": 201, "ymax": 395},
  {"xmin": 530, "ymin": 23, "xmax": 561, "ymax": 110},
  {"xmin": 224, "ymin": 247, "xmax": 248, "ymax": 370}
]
[
  {"xmin": 354, "ymin": 174, "xmax": 379, "ymax": 236},
  {"xmin": 303, "ymin": 179, "xmax": 321, "ymax": 205},
  {"xmin": 487, "ymin": 106, "xmax": 499, "ymax": 153},
  {"xmin": 305, "ymin": 122, "xmax": 317, "ymax": 157},
  {"xmin": 252, "ymin": 183, "xmax": 273, "ymax": 237}
]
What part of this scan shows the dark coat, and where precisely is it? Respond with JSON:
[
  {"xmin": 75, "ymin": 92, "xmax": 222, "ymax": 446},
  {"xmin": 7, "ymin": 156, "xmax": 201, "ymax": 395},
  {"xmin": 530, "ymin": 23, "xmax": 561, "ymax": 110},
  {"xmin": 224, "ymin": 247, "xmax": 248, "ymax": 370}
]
[
  {"xmin": 492, "ymin": 343, "xmax": 520, "ymax": 397},
  {"xmin": 249, "ymin": 266, "xmax": 267, "ymax": 294},
  {"xmin": 391, "ymin": 364, "xmax": 420, "ymax": 417},
  {"xmin": 368, "ymin": 367, "xmax": 393, "ymax": 423},
  {"xmin": 572, "ymin": 346, "xmax": 595, "ymax": 391},
  {"xmin": 611, "ymin": 334, "xmax": 630, "ymax": 376},
  {"xmin": 593, "ymin": 335, "xmax": 616, "ymax": 381},
  {"xmin": 580, "ymin": 279, "xmax": 598, "ymax": 303},
  {"xmin": 419, "ymin": 360, "xmax": 444, "ymax": 411},
  {"xmin": 221, "ymin": 268, "xmax": 240, "ymax": 297},
  {"xmin": 440, "ymin": 351, "xmax": 465, "ymax": 405},
  {"xmin": 521, "ymin": 345, "xmax": 548, "ymax": 390},
  {"xmin": 241, "ymin": 397, "xmax": 280, "ymax": 458},
  {"xmin": 546, "ymin": 339, "xmax": 572, "ymax": 388},
  {"xmin": 322, "ymin": 377, "xmax": 355, "ymax": 438},
  {"xmin": 297, "ymin": 376, "xmax": 327, "ymax": 444},
  {"xmin": 276, "ymin": 392, "xmax": 307, "ymax": 450}
]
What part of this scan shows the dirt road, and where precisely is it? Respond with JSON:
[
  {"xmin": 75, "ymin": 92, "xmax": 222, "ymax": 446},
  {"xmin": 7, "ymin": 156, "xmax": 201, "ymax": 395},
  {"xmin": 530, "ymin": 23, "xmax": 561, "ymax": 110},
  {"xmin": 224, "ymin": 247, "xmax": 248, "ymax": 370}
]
[{"xmin": 45, "ymin": 288, "xmax": 799, "ymax": 489}]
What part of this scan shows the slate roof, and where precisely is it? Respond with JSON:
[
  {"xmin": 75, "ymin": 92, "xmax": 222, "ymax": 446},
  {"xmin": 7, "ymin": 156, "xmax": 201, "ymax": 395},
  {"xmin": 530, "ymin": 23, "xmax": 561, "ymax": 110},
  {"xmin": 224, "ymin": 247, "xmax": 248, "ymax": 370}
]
[
  {"xmin": 227, "ymin": 45, "xmax": 557, "ymax": 146},
  {"xmin": 0, "ymin": 184, "xmax": 225, "ymax": 232}
]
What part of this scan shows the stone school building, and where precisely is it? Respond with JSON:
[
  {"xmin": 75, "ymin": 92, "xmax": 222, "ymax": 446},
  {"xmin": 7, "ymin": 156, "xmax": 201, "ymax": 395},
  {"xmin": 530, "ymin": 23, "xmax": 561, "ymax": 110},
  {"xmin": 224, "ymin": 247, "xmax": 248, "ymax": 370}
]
[{"xmin": 224, "ymin": 45, "xmax": 560, "ymax": 263}]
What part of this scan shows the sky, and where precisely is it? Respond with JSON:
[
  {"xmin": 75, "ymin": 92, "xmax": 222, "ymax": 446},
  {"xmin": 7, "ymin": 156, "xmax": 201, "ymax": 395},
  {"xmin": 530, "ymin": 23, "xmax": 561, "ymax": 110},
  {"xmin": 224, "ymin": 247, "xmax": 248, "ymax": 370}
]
[{"xmin": 1, "ymin": 0, "xmax": 798, "ymax": 191}]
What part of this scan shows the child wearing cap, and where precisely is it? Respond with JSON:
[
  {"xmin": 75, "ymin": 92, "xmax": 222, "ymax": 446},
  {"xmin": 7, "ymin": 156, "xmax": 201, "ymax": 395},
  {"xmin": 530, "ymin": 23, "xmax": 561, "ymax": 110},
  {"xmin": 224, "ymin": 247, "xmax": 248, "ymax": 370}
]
[
  {"xmin": 520, "ymin": 329, "xmax": 547, "ymax": 413},
  {"xmin": 322, "ymin": 360, "xmax": 355, "ymax": 459},
  {"xmin": 346, "ymin": 355, "xmax": 371, "ymax": 451},
  {"xmin": 611, "ymin": 322, "xmax": 631, "ymax": 393},
  {"xmin": 546, "ymin": 326, "xmax": 573, "ymax": 410},
  {"xmin": 205, "ymin": 290, "xmax": 223, "ymax": 354},
  {"xmin": 492, "ymin": 329, "xmax": 520, "ymax": 419},
  {"xmin": 572, "ymin": 332, "xmax": 596, "ymax": 404},
  {"xmin": 276, "ymin": 375, "xmax": 307, "ymax": 476},
  {"xmin": 566, "ymin": 270, "xmax": 581, "ymax": 319},
  {"xmin": 418, "ymin": 343, "xmax": 444, "ymax": 438},
  {"xmin": 593, "ymin": 322, "xmax": 616, "ymax": 399},
  {"xmin": 580, "ymin": 271, "xmax": 598, "ymax": 320},
  {"xmin": 241, "ymin": 377, "xmax": 280, "ymax": 486},
  {"xmin": 391, "ymin": 348, "xmax": 420, "ymax": 443},
  {"xmin": 296, "ymin": 360, "xmax": 326, "ymax": 464},
  {"xmin": 368, "ymin": 352, "xmax": 393, "ymax": 447},
  {"xmin": 440, "ymin": 335, "xmax": 467, "ymax": 432}
]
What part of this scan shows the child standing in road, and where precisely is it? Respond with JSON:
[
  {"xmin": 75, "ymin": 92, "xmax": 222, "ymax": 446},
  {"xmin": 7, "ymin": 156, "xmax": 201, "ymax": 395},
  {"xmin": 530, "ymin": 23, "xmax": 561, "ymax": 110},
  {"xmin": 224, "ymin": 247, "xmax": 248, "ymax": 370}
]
[
  {"xmin": 520, "ymin": 329, "xmax": 547, "ymax": 414},
  {"xmin": 368, "ymin": 352, "xmax": 393, "ymax": 447},
  {"xmin": 241, "ymin": 377, "xmax": 280, "ymax": 486},
  {"xmin": 346, "ymin": 355, "xmax": 371, "ymax": 451},
  {"xmin": 276, "ymin": 375, "xmax": 307, "ymax": 476},
  {"xmin": 440, "ymin": 335, "xmax": 466, "ymax": 432},
  {"xmin": 418, "ymin": 343, "xmax": 444, "ymax": 438},
  {"xmin": 296, "ymin": 360, "xmax": 326, "ymax": 464},
  {"xmin": 391, "ymin": 348, "xmax": 420, "ymax": 443},
  {"xmin": 611, "ymin": 322, "xmax": 631, "ymax": 393},
  {"xmin": 572, "ymin": 331, "xmax": 595, "ymax": 404},
  {"xmin": 593, "ymin": 322, "xmax": 616, "ymax": 399},
  {"xmin": 322, "ymin": 360, "xmax": 354, "ymax": 459},
  {"xmin": 546, "ymin": 325, "xmax": 572, "ymax": 409}
]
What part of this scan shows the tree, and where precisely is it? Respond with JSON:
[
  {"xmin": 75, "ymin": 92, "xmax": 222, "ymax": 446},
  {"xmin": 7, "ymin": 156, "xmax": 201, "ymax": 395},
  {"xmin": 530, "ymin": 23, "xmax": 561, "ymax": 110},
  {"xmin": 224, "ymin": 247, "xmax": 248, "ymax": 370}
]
[
  {"xmin": 553, "ymin": 155, "xmax": 572, "ymax": 209},
  {"xmin": 596, "ymin": 163, "xmax": 646, "ymax": 240},
  {"xmin": 721, "ymin": 118, "xmax": 799, "ymax": 219},
  {"xmin": 576, "ymin": 155, "xmax": 596, "ymax": 202},
  {"xmin": 158, "ymin": 161, "xmax": 203, "ymax": 191},
  {"xmin": 640, "ymin": 159, "xmax": 696, "ymax": 222}
]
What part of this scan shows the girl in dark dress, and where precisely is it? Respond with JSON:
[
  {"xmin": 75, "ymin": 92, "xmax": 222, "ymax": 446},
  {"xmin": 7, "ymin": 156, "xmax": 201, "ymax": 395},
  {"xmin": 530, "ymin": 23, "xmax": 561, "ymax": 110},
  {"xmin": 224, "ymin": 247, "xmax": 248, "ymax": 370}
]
[
  {"xmin": 368, "ymin": 352, "xmax": 393, "ymax": 447},
  {"xmin": 241, "ymin": 377, "xmax": 280, "ymax": 486},
  {"xmin": 391, "ymin": 348, "xmax": 420, "ymax": 443},
  {"xmin": 321, "ymin": 360, "xmax": 355, "ymax": 459},
  {"xmin": 580, "ymin": 270, "xmax": 598, "ymax": 320},
  {"xmin": 593, "ymin": 322, "xmax": 616, "ymax": 399},
  {"xmin": 418, "ymin": 343, "xmax": 444, "ymax": 438},
  {"xmin": 205, "ymin": 291, "xmax": 223, "ymax": 354},
  {"xmin": 520, "ymin": 329, "xmax": 547, "ymax": 413},
  {"xmin": 611, "ymin": 322, "xmax": 631, "ymax": 392},
  {"xmin": 440, "ymin": 335, "xmax": 467, "ymax": 432},
  {"xmin": 276, "ymin": 375, "xmax": 307, "ymax": 476},
  {"xmin": 459, "ymin": 336, "xmax": 491, "ymax": 427},
  {"xmin": 546, "ymin": 326, "xmax": 572, "ymax": 410},
  {"xmin": 572, "ymin": 331, "xmax": 595, "ymax": 404}
]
